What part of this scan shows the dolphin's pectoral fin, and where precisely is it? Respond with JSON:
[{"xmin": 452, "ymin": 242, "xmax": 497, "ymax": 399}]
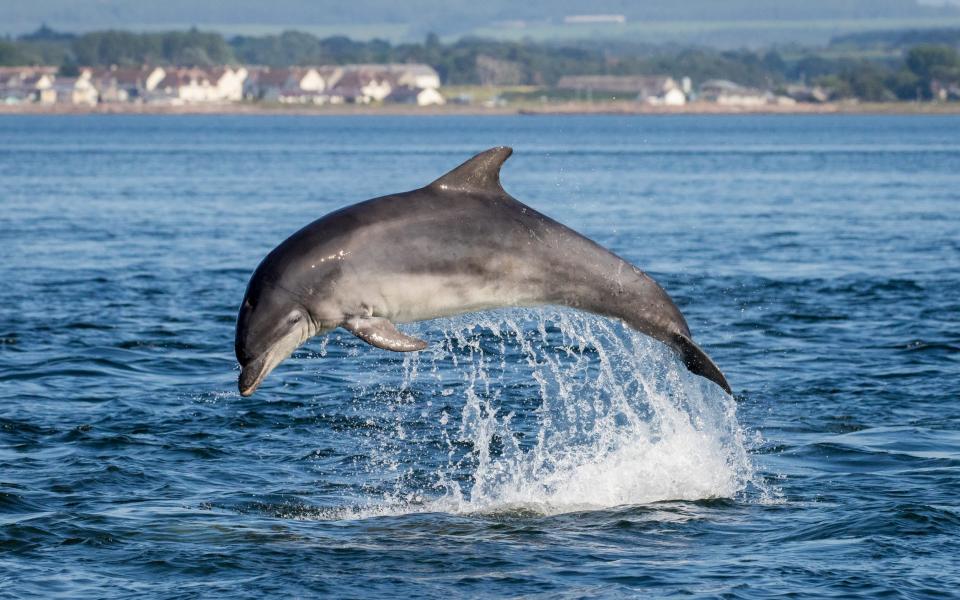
[
  {"xmin": 343, "ymin": 317, "xmax": 429, "ymax": 352},
  {"xmin": 672, "ymin": 333, "xmax": 732, "ymax": 395}
]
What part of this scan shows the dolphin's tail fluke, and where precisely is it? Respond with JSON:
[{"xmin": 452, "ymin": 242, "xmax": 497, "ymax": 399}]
[{"xmin": 671, "ymin": 333, "xmax": 732, "ymax": 394}]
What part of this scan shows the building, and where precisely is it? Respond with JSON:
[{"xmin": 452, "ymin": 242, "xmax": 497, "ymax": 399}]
[
  {"xmin": 0, "ymin": 86, "xmax": 31, "ymax": 104},
  {"xmin": 0, "ymin": 67, "xmax": 57, "ymax": 104},
  {"xmin": 0, "ymin": 82, "xmax": 35, "ymax": 104},
  {"xmin": 246, "ymin": 67, "xmax": 339, "ymax": 103},
  {"xmin": 51, "ymin": 71, "xmax": 98, "ymax": 106},
  {"xmin": 931, "ymin": 79, "xmax": 960, "ymax": 102},
  {"xmin": 150, "ymin": 68, "xmax": 210, "ymax": 104},
  {"xmin": 563, "ymin": 14, "xmax": 627, "ymax": 24},
  {"xmin": 0, "ymin": 62, "xmax": 442, "ymax": 107},
  {"xmin": 207, "ymin": 66, "xmax": 249, "ymax": 102},
  {"xmin": 784, "ymin": 84, "xmax": 831, "ymax": 103},
  {"xmin": 87, "ymin": 66, "xmax": 166, "ymax": 102},
  {"xmin": 147, "ymin": 66, "xmax": 248, "ymax": 104},
  {"xmin": 384, "ymin": 64, "xmax": 441, "ymax": 91},
  {"xmin": 322, "ymin": 64, "xmax": 442, "ymax": 104},
  {"xmin": 388, "ymin": 85, "xmax": 446, "ymax": 106},
  {"xmin": 330, "ymin": 66, "xmax": 394, "ymax": 103},
  {"xmin": 556, "ymin": 75, "xmax": 687, "ymax": 105},
  {"xmin": 699, "ymin": 80, "xmax": 771, "ymax": 106}
]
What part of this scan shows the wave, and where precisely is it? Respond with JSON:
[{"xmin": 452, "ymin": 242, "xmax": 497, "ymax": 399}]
[{"xmin": 309, "ymin": 308, "xmax": 763, "ymax": 519}]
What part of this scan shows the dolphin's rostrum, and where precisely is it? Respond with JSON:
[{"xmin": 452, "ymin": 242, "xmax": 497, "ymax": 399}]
[{"xmin": 236, "ymin": 147, "xmax": 731, "ymax": 396}]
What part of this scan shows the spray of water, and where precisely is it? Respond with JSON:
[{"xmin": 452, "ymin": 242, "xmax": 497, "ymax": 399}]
[{"xmin": 322, "ymin": 308, "xmax": 757, "ymax": 519}]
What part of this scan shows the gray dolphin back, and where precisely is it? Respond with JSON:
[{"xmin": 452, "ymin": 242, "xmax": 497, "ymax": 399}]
[
  {"xmin": 235, "ymin": 146, "xmax": 732, "ymax": 396},
  {"xmin": 428, "ymin": 146, "xmax": 732, "ymax": 394}
]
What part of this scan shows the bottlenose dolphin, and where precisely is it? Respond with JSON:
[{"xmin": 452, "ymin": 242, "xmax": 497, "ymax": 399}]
[{"xmin": 235, "ymin": 147, "xmax": 730, "ymax": 396}]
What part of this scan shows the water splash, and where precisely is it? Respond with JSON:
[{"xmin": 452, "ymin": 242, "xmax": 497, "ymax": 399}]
[{"xmin": 326, "ymin": 308, "xmax": 757, "ymax": 519}]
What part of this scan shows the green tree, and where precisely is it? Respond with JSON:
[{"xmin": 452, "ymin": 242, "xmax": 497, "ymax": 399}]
[
  {"xmin": 903, "ymin": 45, "xmax": 960, "ymax": 99},
  {"xmin": 888, "ymin": 68, "xmax": 924, "ymax": 100},
  {"xmin": 845, "ymin": 62, "xmax": 895, "ymax": 101},
  {"xmin": 71, "ymin": 29, "xmax": 234, "ymax": 66},
  {"xmin": 0, "ymin": 40, "xmax": 31, "ymax": 65},
  {"xmin": 814, "ymin": 74, "xmax": 854, "ymax": 99},
  {"xmin": 905, "ymin": 45, "xmax": 960, "ymax": 80}
]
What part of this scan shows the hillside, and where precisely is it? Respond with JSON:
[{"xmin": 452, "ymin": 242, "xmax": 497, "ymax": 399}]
[{"xmin": 4, "ymin": 0, "xmax": 960, "ymax": 46}]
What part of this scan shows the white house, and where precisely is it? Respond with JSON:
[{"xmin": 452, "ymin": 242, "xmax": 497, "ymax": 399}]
[
  {"xmin": 87, "ymin": 66, "xmax": 166, "ymax": 102},
  {"xmin": 340, "ymin": 63, "xmax": 441, "ymax": 92},
  {"xmin": 241, "ymin": 63, "xmax": 442, "ymax": 105},
  {"xmin": 143, "ymin": 66, "xmax": 248, "ymax": 104},
  {"xmin": 389, "ymin": 85, "xmax": 446, "ymax": 106},
  {"xmin": 644, "ymin": 85, "xmax": 687, "ymax": 106},
  {"xmin": 556, "ymin": 75, "xmax": 687, "ymax": 105},
  {"xmin": 150, "ymin": 68, "xmax": 213, "ymax": 104},
  {"xmin": 2, "ymin": 62, "xmax": 443, "ymax": 107},
  {"xmin": 330, "ymin": 67, "xmax": 394, "ymax": 103},
  {"xmin": 385, "ymin": 64, "xmax": 441, "ymax": 91},
  {"xmin": 699, "ymin": 80, "xmax": 771, "ymax": 106},
  {"xmin": 0, "ymin": 67, "xmax": 57, "ymax": 104},
  {"xmin": 207, "ymin": 66, "xmax": 248, "ymax": 101},
  {"xmin": 250, "ymin": 67, "xmax": 333, "ymax": 102},
  {"xmin": 413, "ymin": 86, "xmax": 445, "ymax": 106},
  {"xmin": 53, "ymin": 71, "xmax": 98, "ymax": 106}
]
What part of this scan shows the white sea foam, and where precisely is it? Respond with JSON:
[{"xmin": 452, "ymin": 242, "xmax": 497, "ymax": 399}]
[{"xmin": 325, "ymin": 308, "xmax": 757, "ymax": 519}]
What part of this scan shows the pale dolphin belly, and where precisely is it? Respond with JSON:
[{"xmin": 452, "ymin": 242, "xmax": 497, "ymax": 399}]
[{"xmin": 367, "ymin": 271, "xmax": 546, "ymax": 324}]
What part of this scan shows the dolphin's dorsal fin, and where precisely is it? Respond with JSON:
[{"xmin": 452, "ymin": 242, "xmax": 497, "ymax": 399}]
[{"xmin": 429, "ymin": 146, "xmax": 513, "ymax": 194}]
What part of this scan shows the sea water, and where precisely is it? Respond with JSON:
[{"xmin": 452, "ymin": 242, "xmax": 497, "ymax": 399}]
[{"xmin": 1, "ymin": 115, "xmax": 958, "ymax": 597}]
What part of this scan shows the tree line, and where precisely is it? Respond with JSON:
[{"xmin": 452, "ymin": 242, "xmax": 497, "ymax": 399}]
[{"xmin": 1, "ymin": 26, "xmax": 958, "ymax": 100}]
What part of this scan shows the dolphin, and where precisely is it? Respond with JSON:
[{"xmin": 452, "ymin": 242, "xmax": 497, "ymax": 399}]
[{"xmin": 235, "ymin": 147, "xmax": 730, "ymax": 396}]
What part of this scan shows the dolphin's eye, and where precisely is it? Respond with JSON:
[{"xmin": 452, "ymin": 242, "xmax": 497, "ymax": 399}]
[{"xmin": 287, "ymin": 314, "xmax": 303, "ymax": 326}]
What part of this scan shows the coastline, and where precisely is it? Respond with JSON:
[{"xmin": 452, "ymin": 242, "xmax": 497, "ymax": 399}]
[{"xmin": 2, "ymin": 100, "xmax": 959, "ymax": 116}]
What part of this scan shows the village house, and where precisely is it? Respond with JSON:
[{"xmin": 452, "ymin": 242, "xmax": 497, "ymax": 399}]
[
  {"xmin": 0, "ymin": 62, "xmax": 442, "ymax": 107},
  {"xmin": 86, "ymin": 66, "xmax": 166, "ymax": 102},
  {"xmin": 51, "ymin": 70, "xmax": 98, "ymax": 106},
  {"xmin": 147, "ymin": 66, "xmax": 248, "ymax": 104},
  {"xmin": 931, "ymin": 79, "xmax": 960, "ymax": 102},
  {"xmin": 556, "ymin": 75, "xmax": 688, "ymax": 105},
  {"xmin": 563, "ymin": 14, "xmax": 627, "ymax": 24},
  {"xmin": 698, "ymin": 79, "xmax": 771, "ymax": 106},
  {"xmin": 330, "ymin": 66, "xmax": 394, "ymax": 103},
  {"xmin": 207, "ymin": 66, "xmax": 249, "ymax": 102},
  {"xmin": 382, "ymin": 64, "xmax": 444, "ymax": 105},
  {"xmin": 149, "ymin": 68, "xmax": 207, "ymax": 104},
  {"xmin": 784, "ymin": 84, "xmax": 831, "ymax": 104},
  {"xmin": 248, "ymin": 63, "xmax": 443, "ymax": 105},
  {"xmin": 247, "ymin": 67, "xmax": 337, "ymax": 103},
  {"xmin": 388, "ymin": 84, "xmax": 446, "ymax": 106},
  {"xmin": 0, "ymin": 67, "xmax": 57, "ymax": 104},
  {"xmin": 383, "ymin": 64, "xmax": 441, "ymax": 91},
  {"xmin": 305, "ymin": 63, "xmax": 442, "ymax": 105},
  {"xmin": 0, "ymin": 83, "xmax": 32, "ymax": 105}
]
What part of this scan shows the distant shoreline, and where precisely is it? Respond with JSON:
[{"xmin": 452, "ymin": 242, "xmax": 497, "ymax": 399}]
[{"xmin": 2, "ymin": 101, "xmax": 960, "ymax": 116}]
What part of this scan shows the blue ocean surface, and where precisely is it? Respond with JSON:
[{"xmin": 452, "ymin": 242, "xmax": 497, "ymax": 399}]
[{"xmin": 1, "ymin": 114, "xmax": 958, "ymax": 598}]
